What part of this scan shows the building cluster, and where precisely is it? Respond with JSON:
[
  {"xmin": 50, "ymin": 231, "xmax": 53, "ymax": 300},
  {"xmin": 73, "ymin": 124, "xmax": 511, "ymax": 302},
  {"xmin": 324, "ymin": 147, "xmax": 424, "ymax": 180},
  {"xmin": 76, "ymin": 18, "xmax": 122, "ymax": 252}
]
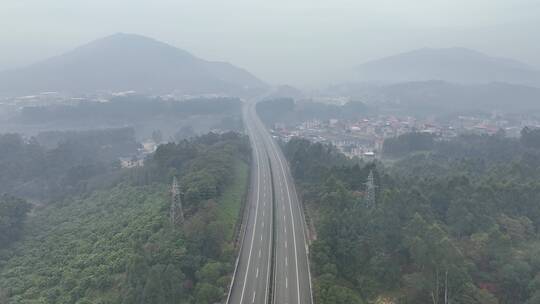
[
  {"xmin": 270, "ymin": 114, "xmax": 540, "ymax": 159},
  {"xmin": 119, "ymin": 140, "xmax": 157, "ymax": 168},
  {"xmin": 0, "ymin": 92, "xmax": 74, "ymax": 109}
]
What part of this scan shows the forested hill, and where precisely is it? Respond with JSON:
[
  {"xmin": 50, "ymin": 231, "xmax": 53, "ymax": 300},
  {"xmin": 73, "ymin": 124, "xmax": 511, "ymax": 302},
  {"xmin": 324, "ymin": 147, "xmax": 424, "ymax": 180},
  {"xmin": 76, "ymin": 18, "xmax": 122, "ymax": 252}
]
[
  {"xmin": 353, "ymin": 47, "xmax": 540, "ymax": 86},
  {"xmin": 256, "ymin": 98, "xmax": 369, "ymax": 126},
  {"xmin": 0, "ymin": 132, "xmax": 250, "ymax": 304},
  {"xmin": 0, "ymin": 128, "xmax": 140, "ymax": 200},
  {"xmin": 282, "ymin": 127, "xmax": 540, "ymax": 304}
]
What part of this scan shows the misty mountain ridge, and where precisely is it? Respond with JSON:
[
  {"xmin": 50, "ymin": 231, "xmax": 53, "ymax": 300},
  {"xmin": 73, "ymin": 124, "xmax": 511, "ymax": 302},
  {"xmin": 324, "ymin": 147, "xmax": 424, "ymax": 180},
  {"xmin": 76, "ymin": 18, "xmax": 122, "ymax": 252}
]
[
  {"xmin": 374, "ymin": 80, "xmax": 540, "ymax": 113},
  {"xmin": 0, "ymin": 33, "xmax": 266, "ymax": 96},
  {"xmin": 323, "ymin": 80, "xmax": 540, "ymax": 114},
  {"xmin": 354, "ymin": 47, "xmax": 540, "ymax": 86}
]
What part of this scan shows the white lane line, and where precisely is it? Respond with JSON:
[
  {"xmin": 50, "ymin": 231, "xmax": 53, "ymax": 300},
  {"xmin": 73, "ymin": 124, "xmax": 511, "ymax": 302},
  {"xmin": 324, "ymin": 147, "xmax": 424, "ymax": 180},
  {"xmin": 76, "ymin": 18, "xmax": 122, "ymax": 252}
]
[
  {"xmin": 250, "ymin": 110, "xmax": 274, "ymax": 304},
  {"xmin": 265, "ymin": 186, "xmax": 273, "ymax": 304},
  {"xmin": 260, "ymin": 234, "xmax": 263, "ymax": 241},
  {"xmin": 264, "ymin": 234, "xmax": 272, "ymax": 302},
  {"xmin": 268, "ymin": 138, "xmax": 303, "ymax": 304},
  {"xmin": 238, "ymin": 138, "xmax": 262, "ymax": 304},
  {"xmin": 252, "ymin": 291, "xmax": 256, "ymax": 303},
  {"xmin": 256, "ymin": 267, "xmax": 259, "ymax": 278},
  {"xmin": 284, "ymin": 226, "xmax": 287, "ymax": 233},
  {"xmin": 250, "ymin": 104, "xmax": 312, "ymax": 304},
  {"xmin": 259, "ymin": 249, "xmax": 261, "ymax": 258},
  {"xmin": 286, "ymin": 277, "xmax": 288, "ymax": 289}
]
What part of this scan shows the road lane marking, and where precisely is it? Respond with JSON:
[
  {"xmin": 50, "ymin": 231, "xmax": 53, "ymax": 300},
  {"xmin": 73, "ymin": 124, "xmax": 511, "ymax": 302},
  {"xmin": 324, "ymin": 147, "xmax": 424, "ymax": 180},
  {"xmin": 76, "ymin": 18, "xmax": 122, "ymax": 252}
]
[
  {"xmin": 252, "ymin": 291, "xmax": 256, "ymax": 303},
  {"xmin": 250, "ymin": 110, "xmax": 274, "ymax": 304},
  {"xmin": 268, "ymin": 137, "xmax": 303, "ymax": 304},
  {"xmin": 238, "ymin": 137, "xmax": 262, "ymax": 304},
  {"xmin": 243, "ymin": 103, "xmax": 313, "ymax": 304},
  {"xmin": 259, "ymin": 249, "xmax": 261, "ymax": 258},
  {"xmin": 256, "ymin": 267, "xmax": 259, "ymax": 278},
  {"xmin": 265, "ymin": 212, "xmax": 273, "ymax": 304},
  {"xmin": 286, "ymin": 277, "xmax": 288, "ymax": 289}
]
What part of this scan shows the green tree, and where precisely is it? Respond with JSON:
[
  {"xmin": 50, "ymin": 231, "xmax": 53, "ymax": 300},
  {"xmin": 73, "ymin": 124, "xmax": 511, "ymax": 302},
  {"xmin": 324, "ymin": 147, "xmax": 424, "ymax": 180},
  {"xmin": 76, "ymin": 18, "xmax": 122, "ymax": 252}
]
[
  {"xmin": 0, "ymin": 195, "xmax": 31, "ymax": 248},
  {"xmin": 194, "ymin": 283, "xmax": 222, "ymax": 304}
]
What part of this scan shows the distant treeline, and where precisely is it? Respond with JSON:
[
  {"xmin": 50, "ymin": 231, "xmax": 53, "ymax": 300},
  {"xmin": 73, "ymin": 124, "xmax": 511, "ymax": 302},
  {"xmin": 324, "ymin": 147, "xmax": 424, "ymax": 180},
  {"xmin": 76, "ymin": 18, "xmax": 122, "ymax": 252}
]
[
  {"xmin": 256, "ymin": 98, "xmax": 369, "ymax": 126},
  {"xmin": 16, "ymin": 96, "xmax": 242, "ymax": 124},
  {"xmin": 327, "ymin": 81, "xmax": 540, "ymax": 116},
  {"xmin": 379, "ymin": 81, "xmax": 540, "ymax": 114},
  {"xmin": 0, "ymin": 128, "xmax": 139, "ymax": 200},
  {"xmin": 34, "ymin": 127, "xmax": 138, "ymax": 149},
  {"xmin": 383, "ymin": 127, "xmax": 540, "ymax": 161},
  {"xmin": 382, "ymin": 132, "xmax": 436, "ymax": 158}
]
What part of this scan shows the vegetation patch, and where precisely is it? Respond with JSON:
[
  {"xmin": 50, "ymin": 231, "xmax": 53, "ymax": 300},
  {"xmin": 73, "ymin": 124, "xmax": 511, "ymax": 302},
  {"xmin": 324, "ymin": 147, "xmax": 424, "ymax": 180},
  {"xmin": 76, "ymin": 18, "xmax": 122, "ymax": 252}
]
[
  {"xmin": 0, "ymin": 132, "xmax": 250, "ymax": 304},
  {"xmin": 216, "ymin": 159, "xmax": 249, "ymax": 241},
  {"xmin": 283, "ymin": 130, "xmax": 540, "ymax": 304}
]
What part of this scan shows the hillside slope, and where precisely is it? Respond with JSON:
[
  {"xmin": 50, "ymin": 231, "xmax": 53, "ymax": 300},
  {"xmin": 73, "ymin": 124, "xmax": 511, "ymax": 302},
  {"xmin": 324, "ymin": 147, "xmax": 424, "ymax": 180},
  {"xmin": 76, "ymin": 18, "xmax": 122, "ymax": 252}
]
[
  {"xmin": 0, "ymin": 133, "xmax": 250, "ymax": 304},
  {"xmin": 0, "ymin": 33, "xmax": 266, "ymax": 96},
  {"xmin": 354, "ymin": 47, "xmax": 540, "ymax": 86}
]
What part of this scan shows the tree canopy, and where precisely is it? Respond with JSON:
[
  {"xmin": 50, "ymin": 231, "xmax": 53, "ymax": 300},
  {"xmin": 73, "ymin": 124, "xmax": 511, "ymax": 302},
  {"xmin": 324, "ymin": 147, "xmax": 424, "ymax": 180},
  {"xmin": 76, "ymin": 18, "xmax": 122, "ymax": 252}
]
[
  {"xmin": 284, "ymin": 129, "xmax": 540, "ymax": 304},
  {"xmin": 0, "ymin": 132, "xmax": 250, "ymax": 304}
]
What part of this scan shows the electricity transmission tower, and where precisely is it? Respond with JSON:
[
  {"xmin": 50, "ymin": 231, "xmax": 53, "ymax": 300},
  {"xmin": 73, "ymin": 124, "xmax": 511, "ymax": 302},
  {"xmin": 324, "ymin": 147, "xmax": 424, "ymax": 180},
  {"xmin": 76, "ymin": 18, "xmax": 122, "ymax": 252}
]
[
  {"xmin": 170, "ymin": 176, "xmax": 184, "ymax": 226},
  {"xmin": 365, "ymin": 170, "xmax": 377, "ymax": 209}
]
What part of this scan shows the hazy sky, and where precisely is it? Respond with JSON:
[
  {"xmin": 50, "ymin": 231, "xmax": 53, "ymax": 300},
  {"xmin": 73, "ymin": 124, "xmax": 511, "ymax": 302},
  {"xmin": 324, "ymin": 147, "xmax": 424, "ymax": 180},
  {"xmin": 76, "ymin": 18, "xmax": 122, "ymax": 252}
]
[{"xmin": 1, "ymin": 0, "xmax": 539, "ymax": 86}]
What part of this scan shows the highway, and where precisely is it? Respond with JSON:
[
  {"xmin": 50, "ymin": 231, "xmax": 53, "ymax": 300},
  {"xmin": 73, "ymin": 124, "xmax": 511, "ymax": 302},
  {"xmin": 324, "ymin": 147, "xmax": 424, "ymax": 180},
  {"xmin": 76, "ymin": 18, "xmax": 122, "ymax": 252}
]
[{"xmin": 227, "ymin": 100, "xmax": 312, "ymax": 304}]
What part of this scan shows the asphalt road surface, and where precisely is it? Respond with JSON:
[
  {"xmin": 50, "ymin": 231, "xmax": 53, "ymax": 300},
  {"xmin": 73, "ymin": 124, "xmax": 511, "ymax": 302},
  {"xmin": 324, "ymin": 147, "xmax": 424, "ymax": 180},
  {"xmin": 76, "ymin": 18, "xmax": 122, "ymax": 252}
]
[{"xmin": 227, "ymin": 100, "xmax": 312, "ymax": 304}]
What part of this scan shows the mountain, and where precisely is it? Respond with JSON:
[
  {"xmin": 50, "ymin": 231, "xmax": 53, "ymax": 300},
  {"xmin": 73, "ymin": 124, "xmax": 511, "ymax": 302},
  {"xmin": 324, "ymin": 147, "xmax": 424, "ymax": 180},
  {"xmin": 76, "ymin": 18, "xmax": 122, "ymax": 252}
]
[
  {"xmin": 354, "ymin": 47, "xmax": 540, "ymax": 86},
  {"xmin": 0, "ymin": 33, "xmax": 266, "ymax": 96}
]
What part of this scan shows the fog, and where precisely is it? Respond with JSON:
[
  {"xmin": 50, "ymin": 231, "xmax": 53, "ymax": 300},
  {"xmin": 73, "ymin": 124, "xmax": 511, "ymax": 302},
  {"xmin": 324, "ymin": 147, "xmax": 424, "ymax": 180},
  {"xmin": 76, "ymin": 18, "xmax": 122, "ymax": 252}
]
[
  {"xmin": 3, "ymin": 2, "xmax": 540, "ymax": 304},
  {"xmin": 1, "ymin": 0, "xmax": 539, "ymax": 85}
]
